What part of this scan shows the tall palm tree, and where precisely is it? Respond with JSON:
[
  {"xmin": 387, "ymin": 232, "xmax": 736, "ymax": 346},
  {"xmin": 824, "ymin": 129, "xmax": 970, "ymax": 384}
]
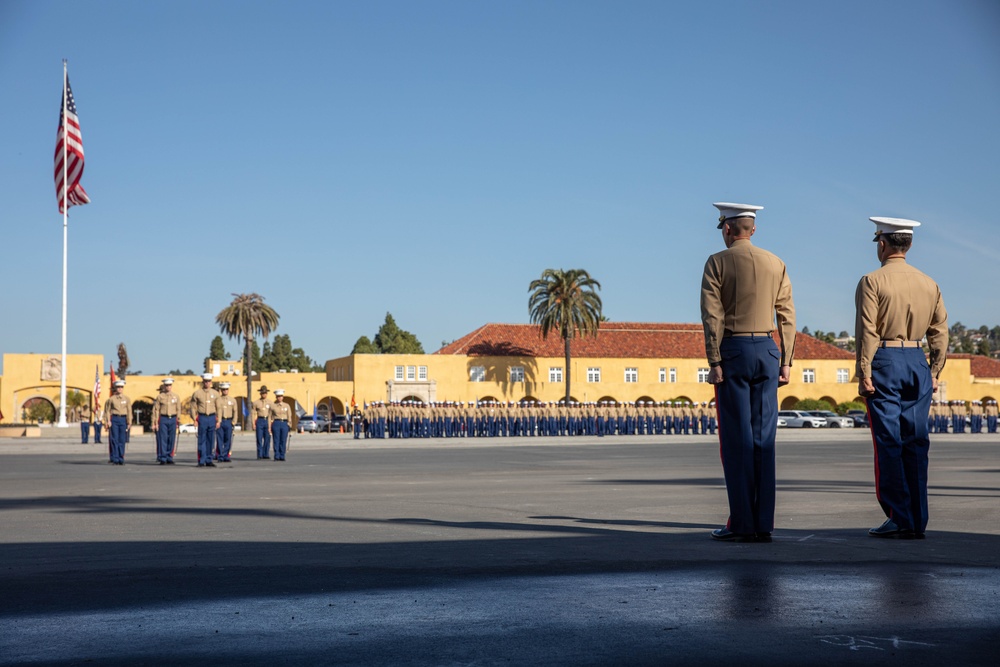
[
  {"xmin": 216, "ymin": 293, "xmax": 280, "ymax": 427},
  {"xmin": 528, "ymin": 268, "xmax": 603, "ymax": 403}
]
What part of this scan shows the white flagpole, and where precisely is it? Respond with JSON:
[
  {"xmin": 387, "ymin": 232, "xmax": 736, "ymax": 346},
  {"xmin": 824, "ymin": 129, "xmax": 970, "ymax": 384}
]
[{"xmin": 57, "ymin": 59, "xmax": 69, "ymax": 428}]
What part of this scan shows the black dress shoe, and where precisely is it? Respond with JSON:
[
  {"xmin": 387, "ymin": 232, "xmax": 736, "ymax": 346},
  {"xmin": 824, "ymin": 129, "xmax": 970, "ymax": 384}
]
[
  {"xmin": 868, "ymin": 518, "xmax": 916, "ymax": 539},
  {"xmin": 205, "ymin": 461, "xmax": 216, "ymax": 467},
  {"xmin": 158, "ymin": 461, "xmax": 166, "ymax": 465},
  {"xmin": 755, "ymin": 532, "xmax": 773, "ymax": 543},
  {"xmin": 166, "ymin": 459, "xmax": 175, "ymax": 465}
]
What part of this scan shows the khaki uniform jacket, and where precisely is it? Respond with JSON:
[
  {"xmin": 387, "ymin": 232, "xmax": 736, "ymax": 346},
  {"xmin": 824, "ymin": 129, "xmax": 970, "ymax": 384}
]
[
  {"xmin": 701, "ymin": 238, "xmax": 796, "ymax": 367},
  {"xmin": 190, "ymin": 388, "xmax": 220, "ymax": 418},
  {"xmin": 252, "ymin": 398, "xmax": 272, "ymax": 419},
  {"xmin": 269, "ymin": 401, "xmax": 292, "ymax": 425},
  {"xmin": 854, "ymin": 257, "xmax": 948, "ymax": 380},
  {"xmin": 78, "ymin": 404, "xmax": 91, "ymax": 422},
  {"xmin": 152, "ymin": 391, "xmax": 181, "ymax": 422},
  {"xmin": 104, "ymin": 394, "xmax": 132, "ymax": 428},
  {"xmin": 216, "ymin": 395, "xmax": 238, "ymax": 420}
]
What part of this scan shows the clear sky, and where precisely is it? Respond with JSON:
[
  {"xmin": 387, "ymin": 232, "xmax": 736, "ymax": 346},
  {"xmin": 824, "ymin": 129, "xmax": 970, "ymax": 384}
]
[{"xmin": 2, "ymin": 0, "xmax": 998, "ymax": 374}]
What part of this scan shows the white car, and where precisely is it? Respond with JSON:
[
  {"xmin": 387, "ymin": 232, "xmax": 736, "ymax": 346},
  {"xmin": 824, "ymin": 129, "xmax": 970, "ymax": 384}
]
[
  {"xmin": 807, "ymin": 410, "xmax": 854, "ymax": 428},
  {"xmin": 776, "ymin": 410, "xmax": 827, "ymax": 428},
  {"xmin": 178, "ymin": 423, "xmax": 198, "ymax": 434}
]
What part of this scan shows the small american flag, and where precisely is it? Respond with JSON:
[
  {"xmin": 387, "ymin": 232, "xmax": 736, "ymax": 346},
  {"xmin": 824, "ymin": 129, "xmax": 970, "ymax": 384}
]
[
  {"xmin": 93, "ymin": 365, "xmax": 101, "ymax": 411},
  {"xmin": 54, "ymin": 74, "xmax": 90, "ymax": 213}
]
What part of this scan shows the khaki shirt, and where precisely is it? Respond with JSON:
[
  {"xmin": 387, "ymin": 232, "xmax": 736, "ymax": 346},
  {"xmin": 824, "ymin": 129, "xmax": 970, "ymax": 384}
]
[
  {"xmin": 252, "ymin": 398, "xmax": 272, "ymax": 419},
  {"xmin": 190, "ymin": 388, "xmax": 220, "ymax": 418},
  {"xmin": 701, "ymin": 238, "xmax": 796, "ymax": 367},
  {"xmin": 854, "ymin": 257, "xmax": 948, "ymax": 379},
  {"xmin": 269, "ymin": 401, "xmax": 292, "ymax": 423},
  {"xmin": 152, "ymin": 391, "xmax": 181, "ymax": 421},
  {"xmin": 216, "ymin": 395, "xmax": 238, "ymax": 420},
  {"xmin": 104, "ymin": 394, "xmax": 132, "ymax": 426},
  {"xmin": 79, "ymin": 404, "xmax": 91, "ymax": 422}
]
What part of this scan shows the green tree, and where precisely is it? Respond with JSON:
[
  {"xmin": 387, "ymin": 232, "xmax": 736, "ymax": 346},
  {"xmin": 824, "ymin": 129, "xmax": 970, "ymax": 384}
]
[
  {"xmin": 165, "ymin": 369, "xmax": 195, "ymax": 376},
  {"xmin": 351, "ymin": 335, "xmax": 378, "ymax": 354},
  {"xmin": 216, "ymin": 293, "xmax": 280, "ymax": 426},
  {"xmin": 210, "ymin": 335, "xmax": 231, "ymax": 360},
  {"xmin": 528, "ymin": 268, "xmax": 603, "ymax": 403},
  {"xmin": 793, "ymin": 398, "xmax": 834, "ymax": 411},
  {"xmin": 351, "ymin": 314, "xmax": 425, "ymax": 355},
  {"xmin": 258, "ymin": 334, "xmax": 321, "ymax": 372},
  {"xmin": 65, "ymin": 390, "xmax": 88, "ymax": 421},
  {"xmin": 977, "ymin": 338, "xmax": 991, "ymax": 357},
  {"xmin": 26, "ymin": 399, "xmax": 55, "ymax": 423}
]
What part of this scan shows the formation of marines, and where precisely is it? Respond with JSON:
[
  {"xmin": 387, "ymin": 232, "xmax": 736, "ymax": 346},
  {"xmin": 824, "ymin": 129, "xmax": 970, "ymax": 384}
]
[
  {"xmin": 929, "ymin": 400, "xmax": 999, "ymax": 434},
  {"xmin": 351, "ymin": 399, "xmax": 718, "ymax": 439}
]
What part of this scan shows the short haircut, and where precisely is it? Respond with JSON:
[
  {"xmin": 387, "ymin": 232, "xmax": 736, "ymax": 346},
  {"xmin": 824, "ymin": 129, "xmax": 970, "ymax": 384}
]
[
  {"xmin": 726, "ymin": 217, "xmax": 755, "ymax": 235},
  {"xmin": 882, "ymin": 232, "xmax": 912, "ymax": 252}
]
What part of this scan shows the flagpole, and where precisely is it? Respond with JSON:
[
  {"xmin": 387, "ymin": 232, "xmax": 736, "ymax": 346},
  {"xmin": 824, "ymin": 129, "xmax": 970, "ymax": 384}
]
[{"xmin": 57, "ymin": 59, "xmax": 69, "ymax": 428}]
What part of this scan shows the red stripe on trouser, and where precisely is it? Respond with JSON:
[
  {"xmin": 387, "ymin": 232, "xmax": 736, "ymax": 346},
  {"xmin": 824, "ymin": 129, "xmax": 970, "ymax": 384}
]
[{"xmin": 714, "ymin": 384, "xmax": 730, "ymax": 530}]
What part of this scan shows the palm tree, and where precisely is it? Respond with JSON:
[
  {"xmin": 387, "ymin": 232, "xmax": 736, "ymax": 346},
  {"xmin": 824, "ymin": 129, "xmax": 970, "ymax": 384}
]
[
  {"xmin": 528, "ymin": 268, "xmax": 603, "ymax": 403},
  {"xmin": 216, "ymin": 293, "xmax": 280, "ymax": 427},
  {"xmin": 65, "ymin": 390, "xmax": 88, "ymax": 421}
]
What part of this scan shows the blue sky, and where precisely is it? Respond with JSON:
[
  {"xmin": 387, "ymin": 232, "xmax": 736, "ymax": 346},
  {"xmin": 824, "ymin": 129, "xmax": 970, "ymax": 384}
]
[{"xmin": 2, "ymin": 0, "xmax": 998, "ymax": 374}]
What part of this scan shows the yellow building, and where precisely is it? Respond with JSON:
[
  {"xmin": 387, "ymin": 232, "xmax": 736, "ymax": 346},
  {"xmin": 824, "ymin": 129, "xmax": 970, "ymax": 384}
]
[{"xmin": 3, "ymin": 323, "xmax": 998, "ymax": 431}]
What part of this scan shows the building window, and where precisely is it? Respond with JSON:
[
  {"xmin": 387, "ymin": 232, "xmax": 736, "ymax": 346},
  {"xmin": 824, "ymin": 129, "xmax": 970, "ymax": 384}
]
[
  {"xmin": 659, "ymin": 368, "xmax": 666, "ymax": 383},
  {"xmin": 697, "ymin": 368, "xmax": 710, "ymax": 383},
  {"xmin": 625, "ymin": 368, "xmax": 638, "ymax": 383},
  {"xmin": 406, "ymin": 366, "xmax": 416, "ymax": 381},
  {"xmin": 470, "ymin": 366, "xmax": 485, "ymax": 382},
  {"xmin": 395, "ymin": 366, "xmax": 404, "ymax": 381},
  {"xmin": 837, "ymin": 368, "xmax": 850, "ymax": 384},
  {"xmin": 803, "ymin": 368, "xmax": 816, "ymax": 384},
  {"xmin": 587, "ymin": 367, "xmax": 601, "ymax": 383},
  {"xmin": 549, "ymin": 367, "xmax": 563, "ymax": 383},
  {"xmin": 418, "ymin": 366, "xmax": 428, "ymax": 381},
  {"xmin": 670, "ymin": 368, "xmax": 677, "ymax": 383},
  {"xmin": 510, "ymin": 366, "xmax": 525, "ymax": 382}
]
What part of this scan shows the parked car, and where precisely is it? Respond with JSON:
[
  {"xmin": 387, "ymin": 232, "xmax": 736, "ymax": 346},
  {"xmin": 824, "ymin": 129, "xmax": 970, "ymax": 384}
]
[
  {"xmin": 320, "ymin": 414, "xmax": 350, "ymax": 433},
  {"xmin": 846, "ymin": 410, "xmax": 869, "ymax": 427},
  {"xmin": 297, "ymin": 416, "xmax": 330, "ymax": 433},
  {"xmin": 777, "ymin": 417, "xmax": 788, "ymax": 428},
  {"xmin": 776, "ymin": 410, "xmax": 827, "ymax": 428},
  {"xmin": 179, "ymin": 423, "xmax": 198, "ymax": 434},
  {"xmin": 807, "ymin": 410, "xmax": 854, "ymax": 428}
]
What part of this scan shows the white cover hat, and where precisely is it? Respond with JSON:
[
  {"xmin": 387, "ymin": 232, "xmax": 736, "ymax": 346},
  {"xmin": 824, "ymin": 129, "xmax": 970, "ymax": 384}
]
[
  {"xmin": 870, "ymin": 216, "xmax": 920, "ymax": 241},
  {"xmin": 714, "ymin": 202, "xmax": 763, "ymax": 228}
]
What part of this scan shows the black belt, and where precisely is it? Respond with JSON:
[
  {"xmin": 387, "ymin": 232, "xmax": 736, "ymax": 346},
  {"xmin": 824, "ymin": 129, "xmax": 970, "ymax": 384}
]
[
  {"xmin": 726, "ymin": 332, "xmax": 772, "ymax": 337},
  {"xmin": 274, "ymin": 419, "xmax": 288, "ymax": 422}
]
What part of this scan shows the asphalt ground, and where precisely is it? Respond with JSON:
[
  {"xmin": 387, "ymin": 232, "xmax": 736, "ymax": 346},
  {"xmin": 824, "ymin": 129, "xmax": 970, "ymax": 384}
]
[{"xmin": 0, "ymin": 429, "xmax": 998, "ymax": 666}]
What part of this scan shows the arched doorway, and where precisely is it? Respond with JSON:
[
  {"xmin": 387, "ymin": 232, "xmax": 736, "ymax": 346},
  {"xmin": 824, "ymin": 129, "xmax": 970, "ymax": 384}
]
[
  {"xmin": 780, "ymin": 396, "xmax": 800, "ymax": 410},
  {"xmin": 22, "ymin": 396, "xmax": 56, "ymax": 424},
  {"xmin": 132, "ymin": 398, "xmax": 155, "ymax": 432}
]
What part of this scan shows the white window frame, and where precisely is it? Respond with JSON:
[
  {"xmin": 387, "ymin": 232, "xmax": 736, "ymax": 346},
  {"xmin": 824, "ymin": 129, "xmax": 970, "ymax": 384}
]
[
  {"xmin": 587, "ymin": 367, "xmax": 601, "ymax": 383},
  {"xmin": 549, "ymin": 367, "xmax": 563, "ymax": 383},
  {"xmin": 836, "ymin": 368, "xmax": 850, "ymax": 384},
  {"xmin": 470, "ymin": 366, "xmax": 485, "ymax": 382},
  {"xmin": 406, "ymin": 366, "xmax": 416, "ymax": 381},
  {"xmin": 803, "ymin": 368, "xmax": 816, "ymax": 384},
  {"xmin": 510, "ymin": 366, "xmax": 525, "ymax": 382},
  {"xmin": 658, "ymin": 368, "xmax": 666, "ymax": 383},
  {"xmin": 697, "ymin": 368, "xmax": 710, "ymax": 383},
  {"xmin": 624, "ymin": 368, "xmax": 638, "ymax": 383},
  {"xmin": 669, "ymin": 368, "xmax": 677, "ymax": 383},
  {"xmin": 418, "ymin": 366, "xmax": 428, "ymax": 381},
  {"xmin": 395, "ymin": 366, "xmax": 405, "ymax": 381}
]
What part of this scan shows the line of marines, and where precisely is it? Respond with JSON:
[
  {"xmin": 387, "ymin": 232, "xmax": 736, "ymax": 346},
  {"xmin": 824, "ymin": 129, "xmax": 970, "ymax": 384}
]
[
  {"xmin": 350, "ymin": 400, "xmax": 719, "ymax": 439},
  {"xmin": 929, "ymin": 400, "xmax": 999, "ymax": 434}
]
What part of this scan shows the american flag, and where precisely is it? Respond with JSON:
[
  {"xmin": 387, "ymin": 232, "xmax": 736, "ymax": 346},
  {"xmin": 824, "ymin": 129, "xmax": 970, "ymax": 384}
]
[
  {"xmin": 54, "ymin": 74, "xmax": 90, "ymax": 213},
  {"xmin": 93, "ymin": 365, "xmax": 101, "ymax": 411}
]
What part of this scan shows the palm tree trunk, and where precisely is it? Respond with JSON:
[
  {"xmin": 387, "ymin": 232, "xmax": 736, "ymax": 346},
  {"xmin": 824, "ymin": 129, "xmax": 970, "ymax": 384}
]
[
  {"xmin": 564, "ymin": 335, "xmax": 572, "ymax": 404},
  {"xmin": 244, "ymin": 337, "xmax": 253, "ymax": 430}
]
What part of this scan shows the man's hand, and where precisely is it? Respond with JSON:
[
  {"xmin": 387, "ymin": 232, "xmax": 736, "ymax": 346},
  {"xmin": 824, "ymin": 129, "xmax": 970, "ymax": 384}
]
[
  {"xmin": 859, "ymin": 377, "xmax": 875, "ymax": 396},
  {"xmin": 932, "ymin": 377, "xmax": 939, "ymax": 392},
  {"xmin": 778, "ymin": 365, "xmax": 791, "ymax": 386},
  {"xmin": 707, "ymin": 366, "xmax": 724, "ymax": 384}
]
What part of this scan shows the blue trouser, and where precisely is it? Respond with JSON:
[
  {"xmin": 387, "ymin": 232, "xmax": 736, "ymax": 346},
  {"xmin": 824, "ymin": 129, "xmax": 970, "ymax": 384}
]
[
  {"xmin": 716, "ymin": 335, "xmax": 780, "ymax": 536},
  {"xmin": 709, "ymin": 416, "xmax": 717, "ymax": 435},
  {"xmin": 988, "ymin": 416, "xmax": 997, "ymax": 433},
  {"xmin": 272, "ymin": 420, "xmax": 289, "ymax": 459},
  {"xmin": 700, "ymin": 416, "xmax": 709, "ymax": 435},
  {"xmin": 81, "ymin": 421, "xmax": 90, "ymax": 443},
  {"xmin": 256, "ymin": 417, "xmax": 271, "ymax": 457},
  {"xmin": 216, "ymin": 419, "xmax": 233, "ymax": 460},
  {"xmin": 867, "ymin": 346, "xmax": 932, "ymax": 534},
  {"xmin": 197, "ymin": 414, "xmax": 217, "ymax": 465},
  {"xmin": 157, "ymin": 416, "xmax": 177, "ymax": 462},
  {"xmin": 109, "ymin": 415, "xmax": 128, "ymax": 463},
  {"xmin": 93, "ymin": 422, "xmax": 102, "ymax": 443},
  {"xmin": 108, "ymin": 415, "xmax": 128, "ymax": 463}
]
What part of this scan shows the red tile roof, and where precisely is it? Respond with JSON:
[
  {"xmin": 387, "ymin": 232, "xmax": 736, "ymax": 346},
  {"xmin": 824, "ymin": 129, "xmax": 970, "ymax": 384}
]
[
  {"xmin": 435, "ymin": 323, "xmax": 854, "ymax": 361},
  {"xmin": 949, "ymin": 354, "xmax": 1000, "ymax": 378}
]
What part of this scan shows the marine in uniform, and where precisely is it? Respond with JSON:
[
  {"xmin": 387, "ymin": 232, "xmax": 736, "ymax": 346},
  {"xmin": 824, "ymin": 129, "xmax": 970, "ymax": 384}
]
[
  {"xmin": 103, "ymin": 380, "xmax": 132, "ymax": 465},
  {"xmin": 190, "ymin": 373, "xmax": 220, "ymax": 467},
  {"xmin": 269, "ymin": 389, "xmax": 291, "ymax": 460},
  {"xmin": 857, "ymin": 217, "xmax": 947, "ymax": 539},
  {"xmin": 701, "ymin": 202, "xmax": 795, "ymax": 543},
  {"xmin": 986, "ymin": 400, "xmax": 998, "ymax": 434},
  {"xmin": 79, "ymin": 402, "xmax": 91, "ymax": 443},
  {"xmin": 215, "ymin": 382, "xmax": 238, "ymax": 462},
  {"xmin": 252, "ymin": 386, "xmax": 272, "ymax": 458},
  {"xmin": 151, "ymin": 378, "xmax": 180, "ymax": 464},
  {"xmin": 92, "ymin": 404, "xmax": 103, "ymax": 444}
]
